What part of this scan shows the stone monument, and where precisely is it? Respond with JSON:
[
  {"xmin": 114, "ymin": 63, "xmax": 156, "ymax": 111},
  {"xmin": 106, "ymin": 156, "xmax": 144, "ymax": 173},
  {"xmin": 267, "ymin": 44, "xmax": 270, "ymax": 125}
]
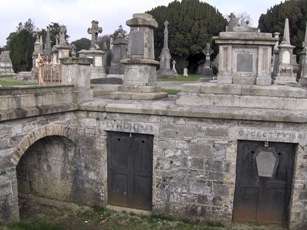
[
  {"xmin": 197, "ymin": 43, "xmax": 213, "ymax": 78},
  {"xmin": 79, "ymin": 20, "xmax": 106, "ymax": 79},
  {"xmin": 183, "ymin": 67, "xmax": 188, "ymax": 77},
  {"xmin": 109, "ymin": 13, "xmax": 167, "ymax": 99},
  {"xmin": 171, "ymin": 59, "xmax": 178, "ymax": 75},
  {"xmin": 0, "ymin": 51, "xmax": 14, "ymax": 76},
  {"xmin": 275, "ymin": 18, "xmax": 297, "ymax": 85},
  {"xmin": 272, "ymin": 32, "xmax": 280, "ymax": 79},
  {"xmin": 215, "ymin": 14, "xmax": 277, "ymax": 85},
  {"xmin": 158, "ymin": 20, "xmax": 174, "ymax": 77},
  {"xmin": 44, "ymin": 27, "xmax": 52, "ymax": 59},
  {"xmin": 109, "ymin": 25, "xmax": 128, "ymax": 75},
  {"xmin": 299, "ymin": 23, "xmax": 307, "ymax": 86},
  {"xmin": 52, "ymin": 25, "xmax": 71, "ymax": 64}
]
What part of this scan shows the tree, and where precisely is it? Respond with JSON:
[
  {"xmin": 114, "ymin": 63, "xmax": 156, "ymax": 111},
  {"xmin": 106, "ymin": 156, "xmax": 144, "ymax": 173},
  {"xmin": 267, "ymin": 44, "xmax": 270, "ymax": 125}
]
[
  {"xmin": 147, "ymin": 0, "xmax": 226, "ymax": 72},
  {"xmin": 259, "ymin": 0, "xmax": 307, "ymax": 53},
  {"xmin": 71, "ymin": 38, "xmax": 91, "ymax": 52},
  {"xmin": 6, "ymin": 19, "xmax": 35, "ymax": 72}
]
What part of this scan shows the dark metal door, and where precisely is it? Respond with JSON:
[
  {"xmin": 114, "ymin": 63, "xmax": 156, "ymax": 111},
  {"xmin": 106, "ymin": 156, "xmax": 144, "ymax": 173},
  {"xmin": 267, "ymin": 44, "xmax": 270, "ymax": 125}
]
[
  {"xmin": 107, "ymin": 132, "xmax": 153, "ymax": 210},
  {"xmin": 233, "ymin": 140, "xmax": 295, "ymax": 226}
]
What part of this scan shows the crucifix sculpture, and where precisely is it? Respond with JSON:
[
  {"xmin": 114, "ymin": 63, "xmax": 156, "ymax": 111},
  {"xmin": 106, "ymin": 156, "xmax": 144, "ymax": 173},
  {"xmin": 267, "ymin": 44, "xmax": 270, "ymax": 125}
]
[{"xmin": 88, "ymin": 20, "xmax": 102, "ymax": 49}]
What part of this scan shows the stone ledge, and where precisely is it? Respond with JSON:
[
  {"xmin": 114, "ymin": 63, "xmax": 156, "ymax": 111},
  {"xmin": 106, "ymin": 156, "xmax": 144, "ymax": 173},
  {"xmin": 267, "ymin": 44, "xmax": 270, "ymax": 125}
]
[
  {"xmin": 0, "ymin": 104, "xmax": 77, "ymax": 122},
  {"xmin": 181, "ymin": 82, "xmax": 307, "ymax": 98},
  {"xmin": 80, "ymin": 99, "xmax": 307, "ymax": 123}
]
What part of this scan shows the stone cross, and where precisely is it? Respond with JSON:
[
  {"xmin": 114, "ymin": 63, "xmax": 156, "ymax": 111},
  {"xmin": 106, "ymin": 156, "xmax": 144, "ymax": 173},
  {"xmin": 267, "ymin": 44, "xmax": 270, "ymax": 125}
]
[
  {"xmin": 88, "ymin": 20, "xmax": 102, "ymax": 49},
  {"xmin": 163, "ymin": 20, "xmax": 169, "ymax": 49},
  {"xmin": 59, "ymin": 25, "xmax": 68, "ymax": 46}
]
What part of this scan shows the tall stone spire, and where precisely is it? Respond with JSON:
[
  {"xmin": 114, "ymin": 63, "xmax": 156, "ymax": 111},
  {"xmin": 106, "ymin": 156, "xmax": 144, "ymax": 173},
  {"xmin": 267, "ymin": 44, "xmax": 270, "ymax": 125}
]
[
  {"xmin": 44, "ymin": 26, "xmax": 52, "ymax": 56},
  {"xmin": 163, "ymin": 20, "xmax": 169, "ymax": 49},
  {"xmin": 282, "ymin": 18, "xmax": 291, "ymax": 45},
  {"xmin": 304, "ymin": 22, "xmax": 307, "ymax": 48}
]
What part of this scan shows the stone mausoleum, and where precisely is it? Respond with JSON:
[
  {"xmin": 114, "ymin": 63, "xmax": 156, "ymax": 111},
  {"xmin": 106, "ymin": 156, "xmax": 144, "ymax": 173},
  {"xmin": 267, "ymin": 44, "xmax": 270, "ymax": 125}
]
[{"xmin": 0, "ymin": 13, "xmax": 307, "ymax": 230}]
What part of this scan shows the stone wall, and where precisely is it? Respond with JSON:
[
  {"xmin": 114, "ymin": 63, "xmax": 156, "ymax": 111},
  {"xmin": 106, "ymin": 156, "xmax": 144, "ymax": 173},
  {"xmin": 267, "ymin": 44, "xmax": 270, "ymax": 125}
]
[{"xmin": 0, "ymin": 89, "xmax": 307, "ymax": 228}]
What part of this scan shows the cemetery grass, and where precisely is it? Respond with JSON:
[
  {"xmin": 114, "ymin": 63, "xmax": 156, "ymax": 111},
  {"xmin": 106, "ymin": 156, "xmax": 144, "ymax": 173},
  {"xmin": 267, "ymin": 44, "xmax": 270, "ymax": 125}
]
[
  {"xmin": 1, "ymin": 208, "xmax": 225, "ymax": 230},
  {"xmin": 0, "ymin": 77, "xmax": 36, "ymax": 87},
  {"xmin": 159, "ymin": 74, "xmax": 201, "ymax": 82}
]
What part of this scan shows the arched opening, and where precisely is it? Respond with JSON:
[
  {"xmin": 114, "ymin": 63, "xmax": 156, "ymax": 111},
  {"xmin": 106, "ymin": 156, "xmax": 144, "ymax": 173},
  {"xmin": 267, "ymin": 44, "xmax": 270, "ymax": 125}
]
[{"xmin": 16, "ymin": 135, "xmax": 76, "ymax": 218}]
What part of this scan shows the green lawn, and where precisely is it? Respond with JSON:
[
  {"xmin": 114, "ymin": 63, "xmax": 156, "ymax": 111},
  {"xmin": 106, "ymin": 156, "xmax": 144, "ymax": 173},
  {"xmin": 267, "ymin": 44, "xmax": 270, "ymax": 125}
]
[
  {"xmin": 1, "ymin": 208, "xmax": 225, "ymax": 230},
  {"xmin": 0, "ymin": 77, "xmax": 36, "ymax": 87},
  {"xmin": 159, "ymin": 74, "xmax": 201, "ymax": 82},
  {"xmin": 161, "ymin": 88, "xmax": 181, "ymax": 95}
]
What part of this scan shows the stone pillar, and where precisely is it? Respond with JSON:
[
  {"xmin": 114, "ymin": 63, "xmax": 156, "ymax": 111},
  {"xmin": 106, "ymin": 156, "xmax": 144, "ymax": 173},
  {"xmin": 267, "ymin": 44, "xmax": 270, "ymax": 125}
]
[
  {"xmin": 118, "ymin": 13, "xmax": 167, "ymax": 99},
  {"xmin": 217, "ymin": 45, "xmax": 232, "ymax": 84},
  {"xmin": 299, "ymin": 23, "xmax": 307, "ymax": 86},
  {"xmin": 158, "ymin": 20, "xmax": 174, "ymax": 77},
  {"xmin": 60, "ymin": 57, "xmax": 92, "ymax": 102},
  {"xmin": 272, "ymin": 32, "xmax": 280, "ymax": 79},
  {"xmin": 256, "ymin": 46, "xmax": 272, "ymax": 85},
  {"xmin": 275, "ymin": 18, "xmax": 297, "ymax": 85}
]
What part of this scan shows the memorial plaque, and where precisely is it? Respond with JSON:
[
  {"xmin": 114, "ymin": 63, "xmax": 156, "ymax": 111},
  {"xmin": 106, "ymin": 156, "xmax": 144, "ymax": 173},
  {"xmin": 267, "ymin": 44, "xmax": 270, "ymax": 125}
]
[
  {"xmin": 130, "ymin": 31, "xmax": 144, "ymax": 56},
  {"xmin": 256, "ymin": 150, "xmax": 278, "ymax": 177},
  {"xmin": 237, "ymin": 53, "xmax": 253, "ymax": 72}
]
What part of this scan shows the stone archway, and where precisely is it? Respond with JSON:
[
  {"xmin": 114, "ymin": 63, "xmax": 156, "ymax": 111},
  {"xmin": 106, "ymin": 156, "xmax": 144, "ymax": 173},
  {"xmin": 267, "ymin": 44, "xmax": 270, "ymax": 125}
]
[{"xmin": 11, "ymin": 124, "xmax": 79, "ymax": 219}]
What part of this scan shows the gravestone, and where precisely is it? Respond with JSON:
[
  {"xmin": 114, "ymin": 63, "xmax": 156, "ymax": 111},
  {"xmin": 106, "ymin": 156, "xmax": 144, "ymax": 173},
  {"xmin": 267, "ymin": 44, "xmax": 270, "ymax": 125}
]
[
  {"xmin": 215, "ymin": 14, "xmax": 276, "ymax": 85},
  {"xmin": 158, "ymin": 21, "xmax": 174, "ymax": 77},
  {"xmin": 183, "ymin": 68, "xmax": 188, "ymax": 77},
  {"xmin": 112, "ymin": 13, "xmax": 167, "ymax": 99},
  {"xmin": 197, "ymin": 43, "xmax": 213, "ymax": 78},
  {"xmin": 172, "ymin": 60, "xmax": 178, "ymax": 75},
  {"xmin": 275, "ymin": 18, "xmax": 297, "ymax": 85},
  {"xmin": 0, "ymin": 51, "xmax": 14, "ymax": 76},
  {"xmin": 52, "ymin": 25, "xmax": 71, "ymax": 65},
  {"xmin": 109, "ymin": 25, "xmax": 128, "ymax": 75},
  {"xmin": 79, "ymin": 20, "xmax": 106, "ymax": 79}
]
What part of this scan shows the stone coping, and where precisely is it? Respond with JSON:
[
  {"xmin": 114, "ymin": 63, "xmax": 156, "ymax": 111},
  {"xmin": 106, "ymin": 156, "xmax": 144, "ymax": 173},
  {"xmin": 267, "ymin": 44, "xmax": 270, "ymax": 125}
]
[
  {"xmin": 215, "ymin": 32, "xmax": 277, "ymax": 41},
  {"xmin": 0, "ymin": 84, "xmax": 74, "ymax": 95},
  {"xmin": 60, "ymin": 57, "xmax": 92, "ymax": 65},
  {"xmin": 80, "ymin": 99, "xmax": 307, "ymax": 123},
  {"xmin": 79, "ymin": 49, "xmax": 105, "ymax": 55},
  {"xmin": 120, "ymin": 58, "xmax": 159, "ymax": 66},
  {"xmin": 180, "ymin": 82, "xmax": 307, "ymax": 98},
  {"xmin": 127, "ymin": 13, "xmax": 158, "ymax": 28}
]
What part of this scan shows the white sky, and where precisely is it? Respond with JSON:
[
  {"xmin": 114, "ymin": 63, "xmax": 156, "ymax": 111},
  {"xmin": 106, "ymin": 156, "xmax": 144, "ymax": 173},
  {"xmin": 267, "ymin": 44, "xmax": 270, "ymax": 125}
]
[{"xmin": 0, "ymin": 0, "xmax": 283, "ymax": 46}]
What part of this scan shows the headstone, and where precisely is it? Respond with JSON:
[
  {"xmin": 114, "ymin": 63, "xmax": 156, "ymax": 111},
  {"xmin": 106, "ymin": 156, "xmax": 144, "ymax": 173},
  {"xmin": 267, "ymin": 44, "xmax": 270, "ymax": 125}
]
[
  {"xmin": 118, "ymin": 13, "xmax": 167, "ymax": 99},
  {"xmin": 198, "ymin": 43, "xmax": 213, "ymax": 78},
  {"xmin": 0, "ymin": 51, "xmax": 14, "ymax": 76},
  {"xmin": 109, "ymin": 25, "xmax": 128, "ymax": 75},
  {"xmin": 215, "ymin": 19, "xmax": 276, "ymax": 85},
  {"xmin": 158, "ymin": 20, "xmax": 174, "ymax": 77},
  {"xmin": 52, "ymin": 25, "xmax": 71, "ymax": 64},
  {"xmin": 172, "ymin": 59, "xmax": 178, "ymax": 75},
  {"xmin": 183, "ymin": 68, "xmax": 188, "ymax": 77},
  {"xmin": 79, "ymin": 20, "xmax": 106, "ymax": 79},
  {"xmin": 275, "ymin": 18, "xmax": 297, "ymax": 85}
]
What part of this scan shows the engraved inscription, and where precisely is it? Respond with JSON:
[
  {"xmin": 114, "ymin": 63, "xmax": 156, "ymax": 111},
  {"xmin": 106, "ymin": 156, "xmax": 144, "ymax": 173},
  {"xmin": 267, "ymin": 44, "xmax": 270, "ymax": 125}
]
[{"xmin": 237, "ymin": 53, "xmax": 253, "ymax": 72}]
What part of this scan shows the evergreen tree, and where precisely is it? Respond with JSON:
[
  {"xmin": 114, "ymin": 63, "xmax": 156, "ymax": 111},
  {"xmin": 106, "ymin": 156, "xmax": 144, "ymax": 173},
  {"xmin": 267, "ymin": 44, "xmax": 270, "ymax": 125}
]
[
  {"xmin": 71, "ymin": 38, "xmax": 91, "ymax": 52},
  {"xmin": 147, "ymin": 0, "xmax": 226, "ymax": 72},
  {"xmin": 6, "ymin": 20, "xmax": 35, "ymax": 72},
  {"xmin": 259, "ymin": 0, "xmax": 307, "ymax": 53}
]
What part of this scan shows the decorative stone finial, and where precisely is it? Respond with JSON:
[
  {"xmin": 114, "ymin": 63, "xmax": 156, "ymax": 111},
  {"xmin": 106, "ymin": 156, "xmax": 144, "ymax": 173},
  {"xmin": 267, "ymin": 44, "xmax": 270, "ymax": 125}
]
[{"xmin": 282, "ymin": 18, "xmax": 291, "ymax": 45}]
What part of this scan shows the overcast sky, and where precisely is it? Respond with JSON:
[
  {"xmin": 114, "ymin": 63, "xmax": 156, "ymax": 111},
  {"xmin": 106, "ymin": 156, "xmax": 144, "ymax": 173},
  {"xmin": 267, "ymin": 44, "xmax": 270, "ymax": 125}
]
[{"xmin": 0, "ymin": 0, "xmax": 283, "ymax": 46}]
